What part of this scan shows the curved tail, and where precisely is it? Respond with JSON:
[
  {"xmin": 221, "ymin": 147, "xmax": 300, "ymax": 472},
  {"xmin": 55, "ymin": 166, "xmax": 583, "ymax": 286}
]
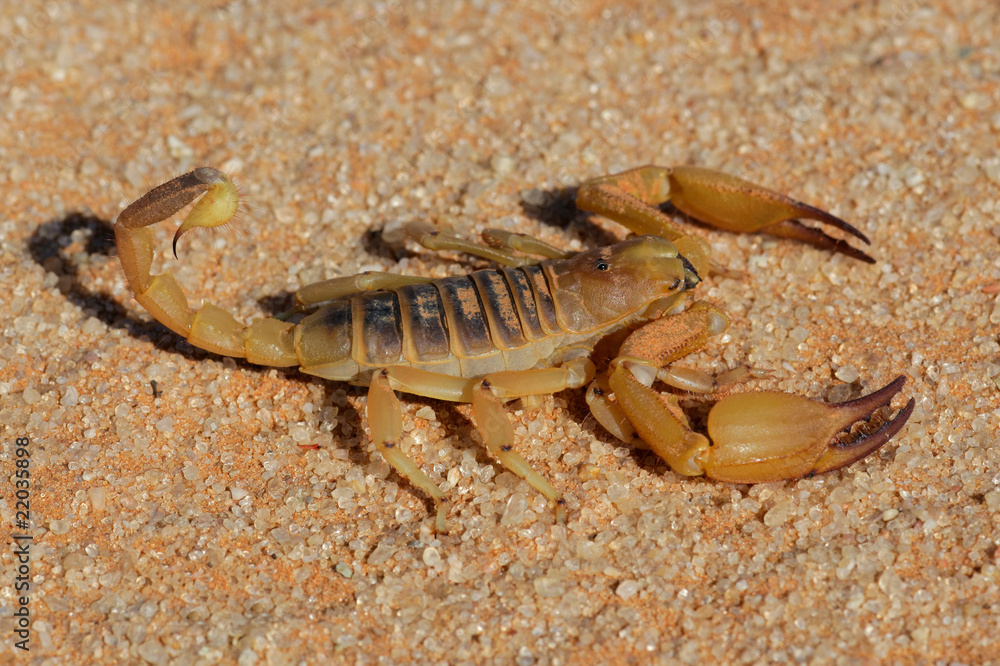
[{"xmin": 115, "ymin": 168, "xmax": 298, "ymax": 366}]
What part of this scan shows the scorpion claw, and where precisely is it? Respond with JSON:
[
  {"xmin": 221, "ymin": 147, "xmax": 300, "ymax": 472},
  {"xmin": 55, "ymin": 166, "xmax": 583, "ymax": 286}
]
[
  {"xmin": 809, "ymin": 377, "xmax": 915, "ymax": 475},
  {"xmin": 763, "ymin": 219, "xmax": 875, "ymax": 264},
  {"xmin": 701, "ymin": 376, "xmax": 913, "ymax": 483},
  {"xmin": 665, "ymin": 166, "xmax": 875, "ymax": 263}
]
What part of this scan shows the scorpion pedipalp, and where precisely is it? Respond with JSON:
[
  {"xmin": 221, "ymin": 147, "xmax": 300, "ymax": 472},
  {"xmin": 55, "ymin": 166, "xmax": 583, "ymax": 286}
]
[
  {"xmin": 605, "ymin": 340, "xmax": 913, "ymax": 484},
  {"xmin": 577, "ymin": 165, "xmax": 875, "ymax": 265}
]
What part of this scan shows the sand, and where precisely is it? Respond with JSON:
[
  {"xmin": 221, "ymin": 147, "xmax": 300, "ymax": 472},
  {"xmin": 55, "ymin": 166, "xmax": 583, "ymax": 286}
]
[{"xmin": 1, "ymin": 1, "xmax": 998, "ymax": 663}]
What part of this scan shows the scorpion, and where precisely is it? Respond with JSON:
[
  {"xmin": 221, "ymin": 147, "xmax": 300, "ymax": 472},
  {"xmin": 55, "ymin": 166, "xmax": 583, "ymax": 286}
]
[{"xmin": 114, "ymin": 165, "xmax": 914, "ymax": 531}]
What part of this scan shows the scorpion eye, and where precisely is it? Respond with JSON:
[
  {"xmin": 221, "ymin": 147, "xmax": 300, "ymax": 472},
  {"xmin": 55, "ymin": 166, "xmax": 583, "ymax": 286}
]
[{"xmin": 595, "ymin": 260, "xmax": 609, "ymax": 271}]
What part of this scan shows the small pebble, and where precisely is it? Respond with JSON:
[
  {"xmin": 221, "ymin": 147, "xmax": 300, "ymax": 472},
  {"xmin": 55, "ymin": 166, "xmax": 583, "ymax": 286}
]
[
  {"xmin": 835, "ymin": 365, "xmax": 860, "ymax": 383},
  {"xmin": 422, "ymin": 547, "xmax": 442, "ymax": 567},
  {"xmin": 22, "ymin": 387, "xmax": 41, "ymax": 405}
]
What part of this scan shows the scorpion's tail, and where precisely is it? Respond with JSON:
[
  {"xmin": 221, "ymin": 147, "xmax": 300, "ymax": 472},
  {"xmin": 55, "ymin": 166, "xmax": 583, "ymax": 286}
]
[{"xmin": 114, "ymin": 168, "xmax": 299, "ymax": 367}]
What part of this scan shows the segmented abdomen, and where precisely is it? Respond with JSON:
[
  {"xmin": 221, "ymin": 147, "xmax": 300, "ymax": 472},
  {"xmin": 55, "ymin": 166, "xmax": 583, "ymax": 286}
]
[{"xmin": 295, "ymin": 265, "xmax": 569, "ymax": 381}]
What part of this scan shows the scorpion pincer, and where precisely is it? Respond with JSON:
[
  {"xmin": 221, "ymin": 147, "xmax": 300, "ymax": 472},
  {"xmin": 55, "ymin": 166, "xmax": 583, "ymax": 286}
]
[{"xmin": 114, "ymin": 165, "xmax": 913, "ymax": 531}]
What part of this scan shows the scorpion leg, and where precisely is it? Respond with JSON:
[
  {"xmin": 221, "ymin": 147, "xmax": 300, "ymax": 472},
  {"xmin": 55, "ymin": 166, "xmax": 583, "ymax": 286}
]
[
  {"xmin": 597, "ymin": 305, "xmax": 913, "ymax": 481},
  {"xmin": 368, "ymin": 370, "xmax": 450, "ymax": 532},
  {"xmin": 285, "ymin": 272, "xmax": 434, "ymax": 317},
  {"xmin": 480, "ymin": 229, "xmax": 569, "ymax": 260},
  {"xmin": 586, "ymin": 374, "xmax": 636, "ymax": 443},
  {"xmin": 472, "ymin": 381, "xmax": 566, "ymax": 522},
  {"xmin": 470, "ymin": 359, "xmax": 594, "ymax": 523},
  {"xmin": 389, "ymin": 221, "xmax": 570, "ymax": 267},
  {"xmin": 389, "ymin": 221, "xmax": 537, "ymax": 266},
  {"xmin": 576, "ymin": 165, "xmax": 874, "ymax": 264},
  {"xmin": 379, "ymin": 359, "xmax": 594, "ymax": 525}
]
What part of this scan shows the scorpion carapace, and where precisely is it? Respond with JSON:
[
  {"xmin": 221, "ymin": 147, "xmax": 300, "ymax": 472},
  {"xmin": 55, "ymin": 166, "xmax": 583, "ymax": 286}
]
[{"xmin": 114, "ymin": 165, "xmax": 914, "ymax": 531}]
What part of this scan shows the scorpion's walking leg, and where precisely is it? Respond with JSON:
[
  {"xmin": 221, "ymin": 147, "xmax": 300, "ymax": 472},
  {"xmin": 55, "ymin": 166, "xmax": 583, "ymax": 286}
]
[
  {"xmin": 286, "ymin": 273, "xmax": 435, "ymax": 316},
  {"xmin": 481, "ymin": 229, "xmax": 569, "ymax": 260},
  {"xmin": 577, "ymin": 166, "xmax": 875, "ymax": 265},
  {"xmin": 376, "ymin": 359, "xmax": 594, "ymax": 526},
  {"xmin": 470, "ymin": 359, "xmax": 593, "ymax": 523},
  {"xmin": 388, "ymin": 222, "xmax": 570, "ymax": 267},
  {"xmin": 368, "ymin": 370, "xmax": 450, "ymax": 532}
]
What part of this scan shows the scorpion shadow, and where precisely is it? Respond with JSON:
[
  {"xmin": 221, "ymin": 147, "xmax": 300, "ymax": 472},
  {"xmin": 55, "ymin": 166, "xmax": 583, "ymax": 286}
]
[
  {"xmin": 519, "ymin": 184, "xmax": 618, "ymax": 248},
  {"xmin": 28, "ymin": 212, "xmax": 155, "ymax": 341}
]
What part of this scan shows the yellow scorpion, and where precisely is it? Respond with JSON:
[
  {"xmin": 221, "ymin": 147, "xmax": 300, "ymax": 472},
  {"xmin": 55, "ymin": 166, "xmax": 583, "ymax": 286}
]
[{"xmin": 114, "ymin": 166, "xmax": 913, "ymax": 531}]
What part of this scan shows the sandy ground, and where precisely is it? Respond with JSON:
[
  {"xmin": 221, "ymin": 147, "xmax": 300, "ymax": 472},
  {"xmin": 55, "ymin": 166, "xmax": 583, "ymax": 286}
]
[{"xmin": 2, "ymin": 1, "xmax": 999, "ymax": 663}]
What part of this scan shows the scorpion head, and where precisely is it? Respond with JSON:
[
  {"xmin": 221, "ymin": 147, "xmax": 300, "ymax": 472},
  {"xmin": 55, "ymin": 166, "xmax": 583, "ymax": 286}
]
[{"xmin": 545, "ymin": 235, "xmax": 699, "ymax": 333}]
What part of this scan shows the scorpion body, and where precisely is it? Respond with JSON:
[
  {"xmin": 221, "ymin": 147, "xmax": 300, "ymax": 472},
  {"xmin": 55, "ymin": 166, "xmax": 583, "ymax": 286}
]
[
  {"xmin": 295, "ymin": 243, "xmax": 696, "ymax": 384},
  {"xmin": 114, "ymin": 166, "xmax": 913, "ymax": 531}
]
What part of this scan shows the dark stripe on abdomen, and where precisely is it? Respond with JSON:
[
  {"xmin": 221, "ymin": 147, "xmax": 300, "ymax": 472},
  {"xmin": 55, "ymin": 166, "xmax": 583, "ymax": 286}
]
[
  {"xmin": 470, "ymin": 269, "xmax": 526, "ymax": 350},
  {"xmin": 521, "ymin": 265, "xmax": 561, "ymax": 335},
  {"xmin": 396, "ymin": 283, "xmax": 451, "ymax": 362},
  {"xmin": 501, "ymin": 267, "xmax": 547, "ymax": 341},
  {"xmin": 436, "ymin": 276, "xmax": 493, "ymax": 357},
  {"xmin": 353, "ymin": 291, "xmax": 404, "ymax": 365}
]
